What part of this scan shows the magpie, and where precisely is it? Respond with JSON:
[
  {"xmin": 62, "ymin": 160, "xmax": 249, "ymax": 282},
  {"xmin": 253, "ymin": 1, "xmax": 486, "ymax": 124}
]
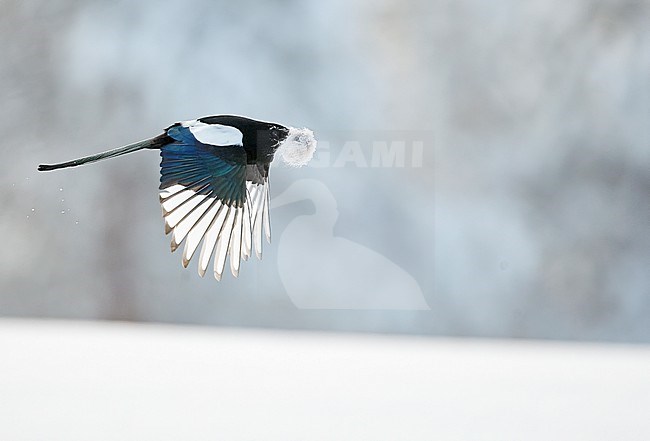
[{"xmin": 38, "ymin": 115, "xmax": 317, "ymax": 281}]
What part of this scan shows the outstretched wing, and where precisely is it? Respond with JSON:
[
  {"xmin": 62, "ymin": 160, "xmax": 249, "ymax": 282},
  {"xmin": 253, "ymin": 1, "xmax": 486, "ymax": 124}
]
[{"xmin": 159, "ymin": 122, "xmax": 269, "ymax": 280}]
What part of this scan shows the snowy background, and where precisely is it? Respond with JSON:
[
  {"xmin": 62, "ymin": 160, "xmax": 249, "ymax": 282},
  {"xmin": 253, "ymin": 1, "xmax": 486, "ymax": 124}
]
[
  {"xmin": 1, "ymin": 0, "xmax": 650, "ymax": 342},
  {"xmin": 1, "ymin": 319, "xmax": 649, "ymax": 441}
]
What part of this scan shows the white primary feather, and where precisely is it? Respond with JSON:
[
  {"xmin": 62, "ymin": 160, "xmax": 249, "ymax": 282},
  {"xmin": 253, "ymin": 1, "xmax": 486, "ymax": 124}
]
[
  {"xmin": 246, "ymin": 181, "xmax": 271, "ymax": 259},
  {"xmin": 229, "ymin": 208, "xmax": 243, "ymax": 277},
  {"xmin": 242, "ymin": 195, "xmax": 252, "ymax": 261},
  {"xmin": 182, "ymin": 200, "xmax": 223, "ymax": 267},
  {"xmin": 160, "ymin": 181, "xmax": 271, "ymax": 280},
  {"xmin": 213, "ymin": 208, "xmax": 236, "ymax": 281},
  {"xmin": 196, "ymin": 204, "xmax": 229, "ymax": 278},
  {"xmin": 159, "ymin": 184, "xmax": 186, "ymax": 200},
  {"xmin": 171, "ymin": 196, "xmax": 212, "ymax": 255}
]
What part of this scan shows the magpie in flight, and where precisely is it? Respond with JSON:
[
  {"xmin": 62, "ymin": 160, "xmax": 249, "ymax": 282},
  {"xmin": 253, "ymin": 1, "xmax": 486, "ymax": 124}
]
[{"xmin": 38, "ymin": 115, "xmax": 317, "ymax": 281}]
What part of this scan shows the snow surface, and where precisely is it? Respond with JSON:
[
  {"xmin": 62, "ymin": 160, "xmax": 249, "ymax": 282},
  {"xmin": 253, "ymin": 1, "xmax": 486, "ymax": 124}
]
[{"xmin": 1, "ymin": 319, "xmax": 649, "ymax": 441}]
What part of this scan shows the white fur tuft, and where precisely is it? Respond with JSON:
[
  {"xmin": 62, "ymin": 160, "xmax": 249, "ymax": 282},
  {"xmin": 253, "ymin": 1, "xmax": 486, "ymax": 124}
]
[{"xmin": 276, "ymin": 127, "xmax": 317, "ymax": 167}]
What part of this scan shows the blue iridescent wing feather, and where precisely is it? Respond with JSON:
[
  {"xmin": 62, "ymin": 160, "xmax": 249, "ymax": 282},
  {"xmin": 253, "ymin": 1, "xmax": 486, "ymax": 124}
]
[{"xmin": 160, "ymin": 125, "xmax": 246, "ymax": 206}]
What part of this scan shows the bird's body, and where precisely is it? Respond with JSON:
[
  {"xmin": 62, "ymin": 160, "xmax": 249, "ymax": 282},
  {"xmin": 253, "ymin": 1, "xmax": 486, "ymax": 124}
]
[{"xmin": 38, "ymin": 115, "xmax": 316, "ymax": 281}]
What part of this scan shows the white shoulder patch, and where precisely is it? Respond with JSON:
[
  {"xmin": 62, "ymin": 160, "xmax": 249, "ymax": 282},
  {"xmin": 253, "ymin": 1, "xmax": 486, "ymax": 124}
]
[{"xmin": 181, "ymin": 120, "xmax": 244, "ymax": 147}]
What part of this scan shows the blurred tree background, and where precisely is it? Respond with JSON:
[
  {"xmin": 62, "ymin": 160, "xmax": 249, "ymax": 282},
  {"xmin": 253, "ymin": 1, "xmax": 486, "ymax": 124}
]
[{"xmin": 1, "ymin": 0, "xmax": 649, "ymax": 342}]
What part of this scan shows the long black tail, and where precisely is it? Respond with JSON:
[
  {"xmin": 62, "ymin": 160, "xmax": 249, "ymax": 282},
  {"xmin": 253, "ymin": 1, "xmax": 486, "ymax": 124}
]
[{"xmin": 38, "ymin": 138, "xmax": 156, "ymax": 172}]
